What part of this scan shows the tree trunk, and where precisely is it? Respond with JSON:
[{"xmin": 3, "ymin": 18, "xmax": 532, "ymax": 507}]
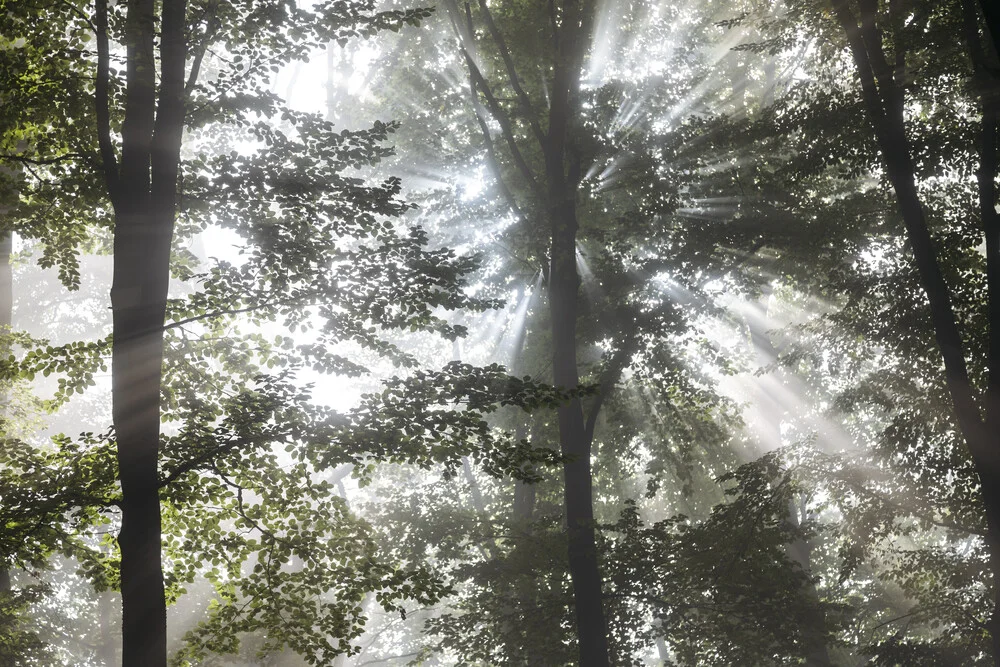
[
  {"xmin": 745, "ymin": 290, "xmax": 832, "ymax": 666},
  {"xmin": 543, "ymin": 2, "xmax": 607, "ymax": 663},
  {"xmin": 547, "ymin": 175, "xmax": 610, "ymax": 667},
  {"xmin": 105, "ymin": 0, "xmax": 187, "ymax": 663},
  {"xmin": 785, "ymin": 501, "xmax": 833, "ymax": 667},
  {"xmin": 112, "ymin": 209, "xmax": 172, "ymax": 667},
  {"xmin": 0, "ymin": 229, "xmax": 11, "ymax": 596},
  {"xmin": 879, "ymin": 96, "xmax": 1000, "ymax": 667}
]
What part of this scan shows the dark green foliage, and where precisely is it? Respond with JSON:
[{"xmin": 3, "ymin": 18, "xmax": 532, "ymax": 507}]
[
  {"xmin": 0, "ymin": 586, "xmax": 51, "ymax": 666},
  {"xmin": 602, "ymin": 455, "xmax": 845, "ymax": 666}
]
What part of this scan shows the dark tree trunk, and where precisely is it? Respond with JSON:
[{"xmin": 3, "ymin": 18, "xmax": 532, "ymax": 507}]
[
  {"xmin": 101, "ymin": 0, "xmax": 187, "ymax": 663},
  {"xmin": 547, "ymin": 194, "xmax": 609, "ymax": 667},
  {"xmin": 880, "ymin": 111, "xmax": 1000, "ymax": 667},
  {"xmin": 111, "ymin": 205, "xmax": 172, "ymax": 667},
  {"xmin": 0, "ymin": 229, "xmax": 10, "ymax": 597},
  {"xmin": 543, "ymin": 3, "xmax": 608, "ymax": 664},
  {"xmin": 965, "ymin": 1, "xmax": 1000, "ymax": 658},
  {"xmin": 978, "ymin": 0, "xmax": 1000, "ymax": 56},
  {"xmin": 545, "ymin": 100, "xmax": 609, "ymax": 658}
]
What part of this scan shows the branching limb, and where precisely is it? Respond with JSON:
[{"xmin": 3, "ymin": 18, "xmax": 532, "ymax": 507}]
[
  {"xmin": 464, "ymin": 58, "xmax": 543, "ymax": 198},
  {"xmin": 443, "ymin": 0, "xmax": 543, "ymax": 199},
  {"xmin": 0, "ymin": 153, "xmax": 92, "ymax": 166},
  {"xmin": 475, "ymin": 0, "xmax": 545, "ymax": 145},
  {"xmin": 94, "ymin": 0, "xmax": 119, "ymax": 200}
]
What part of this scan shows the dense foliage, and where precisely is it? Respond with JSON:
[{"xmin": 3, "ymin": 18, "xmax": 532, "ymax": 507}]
[{"xmin": 0, "ymin": 0, "xmax": 998, "ymax": 665}]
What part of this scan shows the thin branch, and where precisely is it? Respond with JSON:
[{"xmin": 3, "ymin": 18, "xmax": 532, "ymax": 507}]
[
  {"xmin": 163, "ymin": 302, "xmax": 273, "ymax": 333},
  {"xmin": 475, "ymin": 0, "xmax": 545, "ymax": 144},
  {"xmin": 158, "ymin": 436, "xmax": 243, "ymax": 488},
  {"xmin": 185, "ymin": 16, "xmax": 219, "ymax": 96},
  {"xmin": 856, "ymin": 0, "xmax": 900, "ymax": 96},
  {"xmin": 0, "ymin": 153, "xmax": 91, "ymax": 166},
  {"xmin": 443, "ymin": 0, "xmax": 542, "ymax": 199},
  {"xmin": 830, "ymin": 0, "xmax": 887, "ymax": 132},
  {"xmin": 94, "ymin": 0, "xmax": 119, "ymax": 199},
  {"xmin": 57, "ymin": 0, "xmax": 97, "ymax": 33},
  {"xmin": 465, "ymin": 58, "xmax": 543, "ymax": 198},
  {"xmin": 583, "ymin": 328, "xmax": 638, "ymax": 444},
  {"xmin": 463, "ymin": 66, "xmax": 527, "ymax": 222}
]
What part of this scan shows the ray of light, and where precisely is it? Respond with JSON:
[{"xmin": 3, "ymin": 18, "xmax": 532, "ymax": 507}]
[
  {"xmin": 493, "ymin": 272, "xmax": 542, "ymax": 367},
  {"xmin": 576, "ymin": 246, "xmax": 604, "ymax": 304}
]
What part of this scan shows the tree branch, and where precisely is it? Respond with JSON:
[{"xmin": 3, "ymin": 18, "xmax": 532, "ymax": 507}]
[
  {"xmin": 465, "ymin": 57, "xmax": 543, "ymax": 198},
  {"xmin": 475, "ymin": 0, "xmax": 545, "ymax": 145},
  {"xmin": 0, "ymin": 153, "xmax": 91, "ymax": 166},
  {"xmin": 830, "ymin": 0, "xmax": 887, "ymax": 132},
  {"xmin": 94, "ymin": 0, "xmax": 119, "ymax": 199},
  {"xmin": 185, "ymin": 15, "xmax": 219, "ymax": 97},
  {"xmin": 443, "ymin": 0, "xmax": 543, "ymax": 199}
]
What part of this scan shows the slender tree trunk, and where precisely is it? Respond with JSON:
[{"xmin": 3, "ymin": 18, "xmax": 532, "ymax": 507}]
[
  {"xmin": 833, "ymin": 0, "xmax": 1000, "ymax": 660},
  {"xmin": 103, "ymin": 0, "xmax": 187, "ymax": 663},
  {"xmin": 547, "ymin": 165, "xmax": 609, "ymax": 667},
  {"xmin": 745, "ymin": 291, "xmax": 832, "ymax": 666},
  {"xmin": 882, "ymin": 58, "xmax": 1000, "ymax": 667},
  {"xmin": 0, "ymin": 144, "xmax": 15, "ymax": 595},
  {"xmin": 544, "ymin": 2, "xmax": 607, "ymax": 663},
  {"xmin": 975, "ymin": 91, "xmax": 1000, "ymax": 667},
  {"xmin": 0, "ymin": 229, "xmax": 11, "ymax": 597},
  {"xmin": 785, "ymin": 501, "xmax": 833, "ymax": 667}
]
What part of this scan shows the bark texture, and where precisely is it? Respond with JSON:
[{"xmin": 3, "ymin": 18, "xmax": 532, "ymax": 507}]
[{"xmin": 99, "ymin": 0, "xmax": 187, "ymax": 663}]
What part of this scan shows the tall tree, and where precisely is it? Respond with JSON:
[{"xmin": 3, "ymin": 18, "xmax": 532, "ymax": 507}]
[
  {"xmin": 818, "ymin": 0, "xmax": 1000, "ymax": 659},
  {"xmin": 441, "ymin": 1, "xmax": 610, "ymax": 661},
  {"xmin": 95, "ymin": 0, "xmax": 185, "ymax": 660},
  {"xmin": 394, "ymin": 0, "xmax": 777, "ymax": 661},
  {"xmin": 0, "ymin": 3, "xmax": 593, "ymax": 664}
]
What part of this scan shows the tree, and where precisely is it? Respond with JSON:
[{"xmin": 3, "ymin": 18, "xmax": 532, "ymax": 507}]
[
  {"xmin": 346, "ymin": 1, "xmax": 822, "ymax": 662},
  {"xmin": 812, "ymin": 0, "xmax": 1000, "ymax": 659}
]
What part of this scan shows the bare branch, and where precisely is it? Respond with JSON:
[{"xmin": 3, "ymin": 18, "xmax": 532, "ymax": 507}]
[
  {"xmin": 475, "ymin": 0, "xmax": 545, "ymax": 145},
  {"xmin": 443, "ymin": 0, "xmax": 543, "ymax": 199}
]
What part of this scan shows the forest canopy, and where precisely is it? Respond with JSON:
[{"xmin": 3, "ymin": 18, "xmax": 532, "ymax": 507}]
[{"xmin": 0, "ymin": 0, "xmax": 998, "ymax": 665}]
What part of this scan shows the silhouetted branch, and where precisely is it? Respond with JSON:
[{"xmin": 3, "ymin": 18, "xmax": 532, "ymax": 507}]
[
  {"xmin": 94, "ymin": 0, "xmax": 119, "ymax": 199},
  {"xmin": 475, "ymin": 0, "xmax": 545, "ymax": 144}
]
